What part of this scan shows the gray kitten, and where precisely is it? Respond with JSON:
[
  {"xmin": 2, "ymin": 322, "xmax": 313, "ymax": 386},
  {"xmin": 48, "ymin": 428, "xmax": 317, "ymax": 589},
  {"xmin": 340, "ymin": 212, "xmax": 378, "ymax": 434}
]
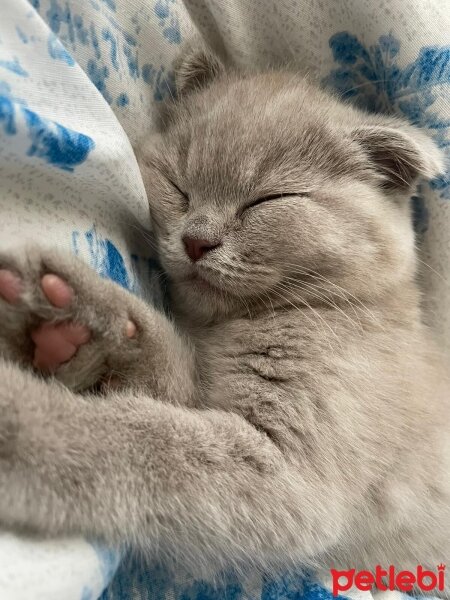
[{"xmin": 0, "ymin": 45, "xmax": 448, "ymax": 592}]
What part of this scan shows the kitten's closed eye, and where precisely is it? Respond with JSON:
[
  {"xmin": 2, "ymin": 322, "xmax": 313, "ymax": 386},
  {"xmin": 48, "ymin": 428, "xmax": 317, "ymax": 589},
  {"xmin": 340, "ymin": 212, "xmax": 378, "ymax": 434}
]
[
  {"xmin": 244, "ymin": 193, "xmax": 309, "ymax": 212},
  {"xmin": 168, "ymin": 179, "xmax": 189, "ymax": 208}
]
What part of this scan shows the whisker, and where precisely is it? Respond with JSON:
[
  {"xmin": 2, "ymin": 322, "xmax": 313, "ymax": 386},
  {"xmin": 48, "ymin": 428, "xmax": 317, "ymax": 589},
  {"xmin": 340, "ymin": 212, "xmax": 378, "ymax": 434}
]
[
  {"xmin": 331, "ymin": 78, "xmax": 391, "ymax": 96},
  {"xmin": 415, "ymin": 255, "xmax": 448, "ymax": 284},
  {"xmin": 282, "ymin": 276, "xmax": 364, "ymax": 333},
  {"xmin": 276, "ymin": 281, "xmax": 342, "ymax": 348},
  {"xmin": 128, "ymin": 223, "xmax": 159, "ymax": 253},
  {"xmin": 280, "ymin": 262, "xmax": 380, "ymax": 325}
]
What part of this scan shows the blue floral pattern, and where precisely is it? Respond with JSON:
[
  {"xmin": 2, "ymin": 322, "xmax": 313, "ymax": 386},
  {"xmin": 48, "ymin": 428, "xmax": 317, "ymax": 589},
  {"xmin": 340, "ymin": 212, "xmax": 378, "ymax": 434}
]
[
  {"xmin": 0, "ymin": 84, "xmax": 94, "ymax": 171},
  {"xmin": 72, "ymin": 226, "xmax": 159, "ymax": 297},
  {"xmin": 324, "ymin": 32, "xmax": 450, "ymax": 200},
  {"xmin": 101, "ymin": 558, "xmax": 340, "ymax": 600},
  {"xmin": 29, "ymin": 0, "xmax": 179, "ymax": 105}
]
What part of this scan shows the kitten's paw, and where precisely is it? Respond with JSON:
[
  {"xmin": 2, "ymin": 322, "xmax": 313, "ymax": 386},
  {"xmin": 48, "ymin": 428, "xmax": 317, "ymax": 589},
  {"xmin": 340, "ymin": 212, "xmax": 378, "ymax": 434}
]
[
  {"xmin": 0, "ymin": 247, "xmax": 143, "ymax": 391},
  {"xmin": 0, "ymin": 271, "xmax": 90, "ymax": 370}
]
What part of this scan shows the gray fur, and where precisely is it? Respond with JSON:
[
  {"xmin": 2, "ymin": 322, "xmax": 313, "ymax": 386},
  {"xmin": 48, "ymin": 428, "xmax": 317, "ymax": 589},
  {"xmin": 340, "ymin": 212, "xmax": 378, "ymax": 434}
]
[{"xmin": 0, "ymin": 48, "xmax": 449, "ymax": 590}]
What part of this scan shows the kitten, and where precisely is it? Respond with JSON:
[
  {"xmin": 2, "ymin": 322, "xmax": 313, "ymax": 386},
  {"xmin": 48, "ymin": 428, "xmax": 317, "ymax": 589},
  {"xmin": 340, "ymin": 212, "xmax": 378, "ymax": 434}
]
[{"xmin": 0, "ymin": 44, "xmax": 448, "ymax": 593}]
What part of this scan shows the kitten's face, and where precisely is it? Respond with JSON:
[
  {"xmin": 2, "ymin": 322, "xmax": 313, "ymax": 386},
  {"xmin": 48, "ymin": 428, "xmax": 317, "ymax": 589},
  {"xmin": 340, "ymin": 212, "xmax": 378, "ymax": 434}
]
[{"xmin": 140, "ymin": 68, "xmax": 442, "ymax": 321}]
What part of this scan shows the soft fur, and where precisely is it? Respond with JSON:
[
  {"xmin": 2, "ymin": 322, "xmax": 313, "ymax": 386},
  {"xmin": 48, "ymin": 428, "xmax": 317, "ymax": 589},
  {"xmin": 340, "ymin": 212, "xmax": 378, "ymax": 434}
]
[{"xmin": 0, "ymin": 45, "xmax": 448, "ymax": 592}]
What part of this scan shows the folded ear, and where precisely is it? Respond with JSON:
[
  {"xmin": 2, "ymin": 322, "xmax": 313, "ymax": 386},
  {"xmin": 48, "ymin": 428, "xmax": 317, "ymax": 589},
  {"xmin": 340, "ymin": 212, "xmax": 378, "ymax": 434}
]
[
  {"xmin": 351, "ymin": 123, "xmax": 445, "ymax": 191},
  {"xmin": 174, "ymin": 41, "xmax": 225, "ymax": 97}
]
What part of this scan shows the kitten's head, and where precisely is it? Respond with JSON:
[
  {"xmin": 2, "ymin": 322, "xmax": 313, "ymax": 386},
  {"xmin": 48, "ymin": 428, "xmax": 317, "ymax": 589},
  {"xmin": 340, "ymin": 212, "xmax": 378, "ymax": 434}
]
[{"xmin": 138, "ymin": 45, "xmax": 444, "ymax": 321}]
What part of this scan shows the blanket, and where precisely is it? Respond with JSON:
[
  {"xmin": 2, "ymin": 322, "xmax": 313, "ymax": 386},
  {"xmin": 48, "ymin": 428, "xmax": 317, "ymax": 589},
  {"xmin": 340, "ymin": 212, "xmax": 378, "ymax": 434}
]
[{"xmin": 0, "ymin": 0, "xmax": 448, "ymax": 598}]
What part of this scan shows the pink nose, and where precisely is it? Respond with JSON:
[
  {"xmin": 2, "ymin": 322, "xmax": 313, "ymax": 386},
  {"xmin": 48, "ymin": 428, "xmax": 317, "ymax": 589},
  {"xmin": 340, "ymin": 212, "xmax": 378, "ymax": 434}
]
[{"xmin": 182, "ymin": 236, "xmax": 220, "ymax": 262}]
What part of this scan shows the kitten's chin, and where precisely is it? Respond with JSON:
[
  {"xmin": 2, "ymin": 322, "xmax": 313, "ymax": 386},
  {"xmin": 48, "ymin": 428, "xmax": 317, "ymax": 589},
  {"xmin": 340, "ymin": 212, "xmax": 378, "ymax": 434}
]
[
  {"xmin": 177, "ymin": 273, "xmax": 222, "ymax": 294},
  {"xmin": 170, "ymin": 274, "xmax": 239, "ymax": 321},
  {"xmin": 188, "ymin": 272, "xmax": 218, "ymax": 290}
]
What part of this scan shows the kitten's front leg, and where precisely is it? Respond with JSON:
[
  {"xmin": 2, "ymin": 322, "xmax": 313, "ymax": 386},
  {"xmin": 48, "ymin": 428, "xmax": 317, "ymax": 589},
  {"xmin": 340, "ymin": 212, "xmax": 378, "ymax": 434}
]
[
  {"xmin": 0, "ymin": 360, "xmax": 341, "ymax": 578},
  {"xmin": 0, "ymin": 246, "xmax": 195, "ymax": 403}
]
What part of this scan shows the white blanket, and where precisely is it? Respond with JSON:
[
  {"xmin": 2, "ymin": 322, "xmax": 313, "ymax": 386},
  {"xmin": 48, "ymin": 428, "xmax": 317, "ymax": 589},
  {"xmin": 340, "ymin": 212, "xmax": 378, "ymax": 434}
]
[{"xmin": 0, "ymin": 0, "xmax": 448, "ymax": 598}]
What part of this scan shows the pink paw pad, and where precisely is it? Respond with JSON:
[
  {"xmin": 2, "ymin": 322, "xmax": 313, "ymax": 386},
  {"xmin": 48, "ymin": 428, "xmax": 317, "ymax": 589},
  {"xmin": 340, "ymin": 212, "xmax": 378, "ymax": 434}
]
[
  {"xmin": 32, "ymin": 274, "xmax": 91, "ymax": 372},
  {"xmin": 32, "ymin": 321, "xmax": 91, "ymax": 371},
  {"xmin": 126, "ymin": 320, "xmax": 137, "ymax": 338},
  {"xmin": 41, "ymin": 273, "xmax": 74, "ymax": 308},
  {"xmin": 0, "ymin": 269, "xmax": 23, "ymax": 304}
]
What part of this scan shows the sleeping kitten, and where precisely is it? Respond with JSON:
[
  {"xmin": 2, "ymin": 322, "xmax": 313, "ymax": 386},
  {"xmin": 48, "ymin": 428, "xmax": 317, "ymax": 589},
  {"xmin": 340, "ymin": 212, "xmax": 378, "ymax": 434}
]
[{"xmin": 0, "ymin": 45, "xmax": 448, "ymax": 592}]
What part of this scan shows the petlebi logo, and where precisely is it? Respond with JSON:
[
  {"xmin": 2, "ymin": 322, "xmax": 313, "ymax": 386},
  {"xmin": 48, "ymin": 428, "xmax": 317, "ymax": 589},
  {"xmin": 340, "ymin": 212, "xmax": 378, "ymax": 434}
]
[{"xmin": 330, "ymin": 564, "xmax": 446, "ymax": 596}]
